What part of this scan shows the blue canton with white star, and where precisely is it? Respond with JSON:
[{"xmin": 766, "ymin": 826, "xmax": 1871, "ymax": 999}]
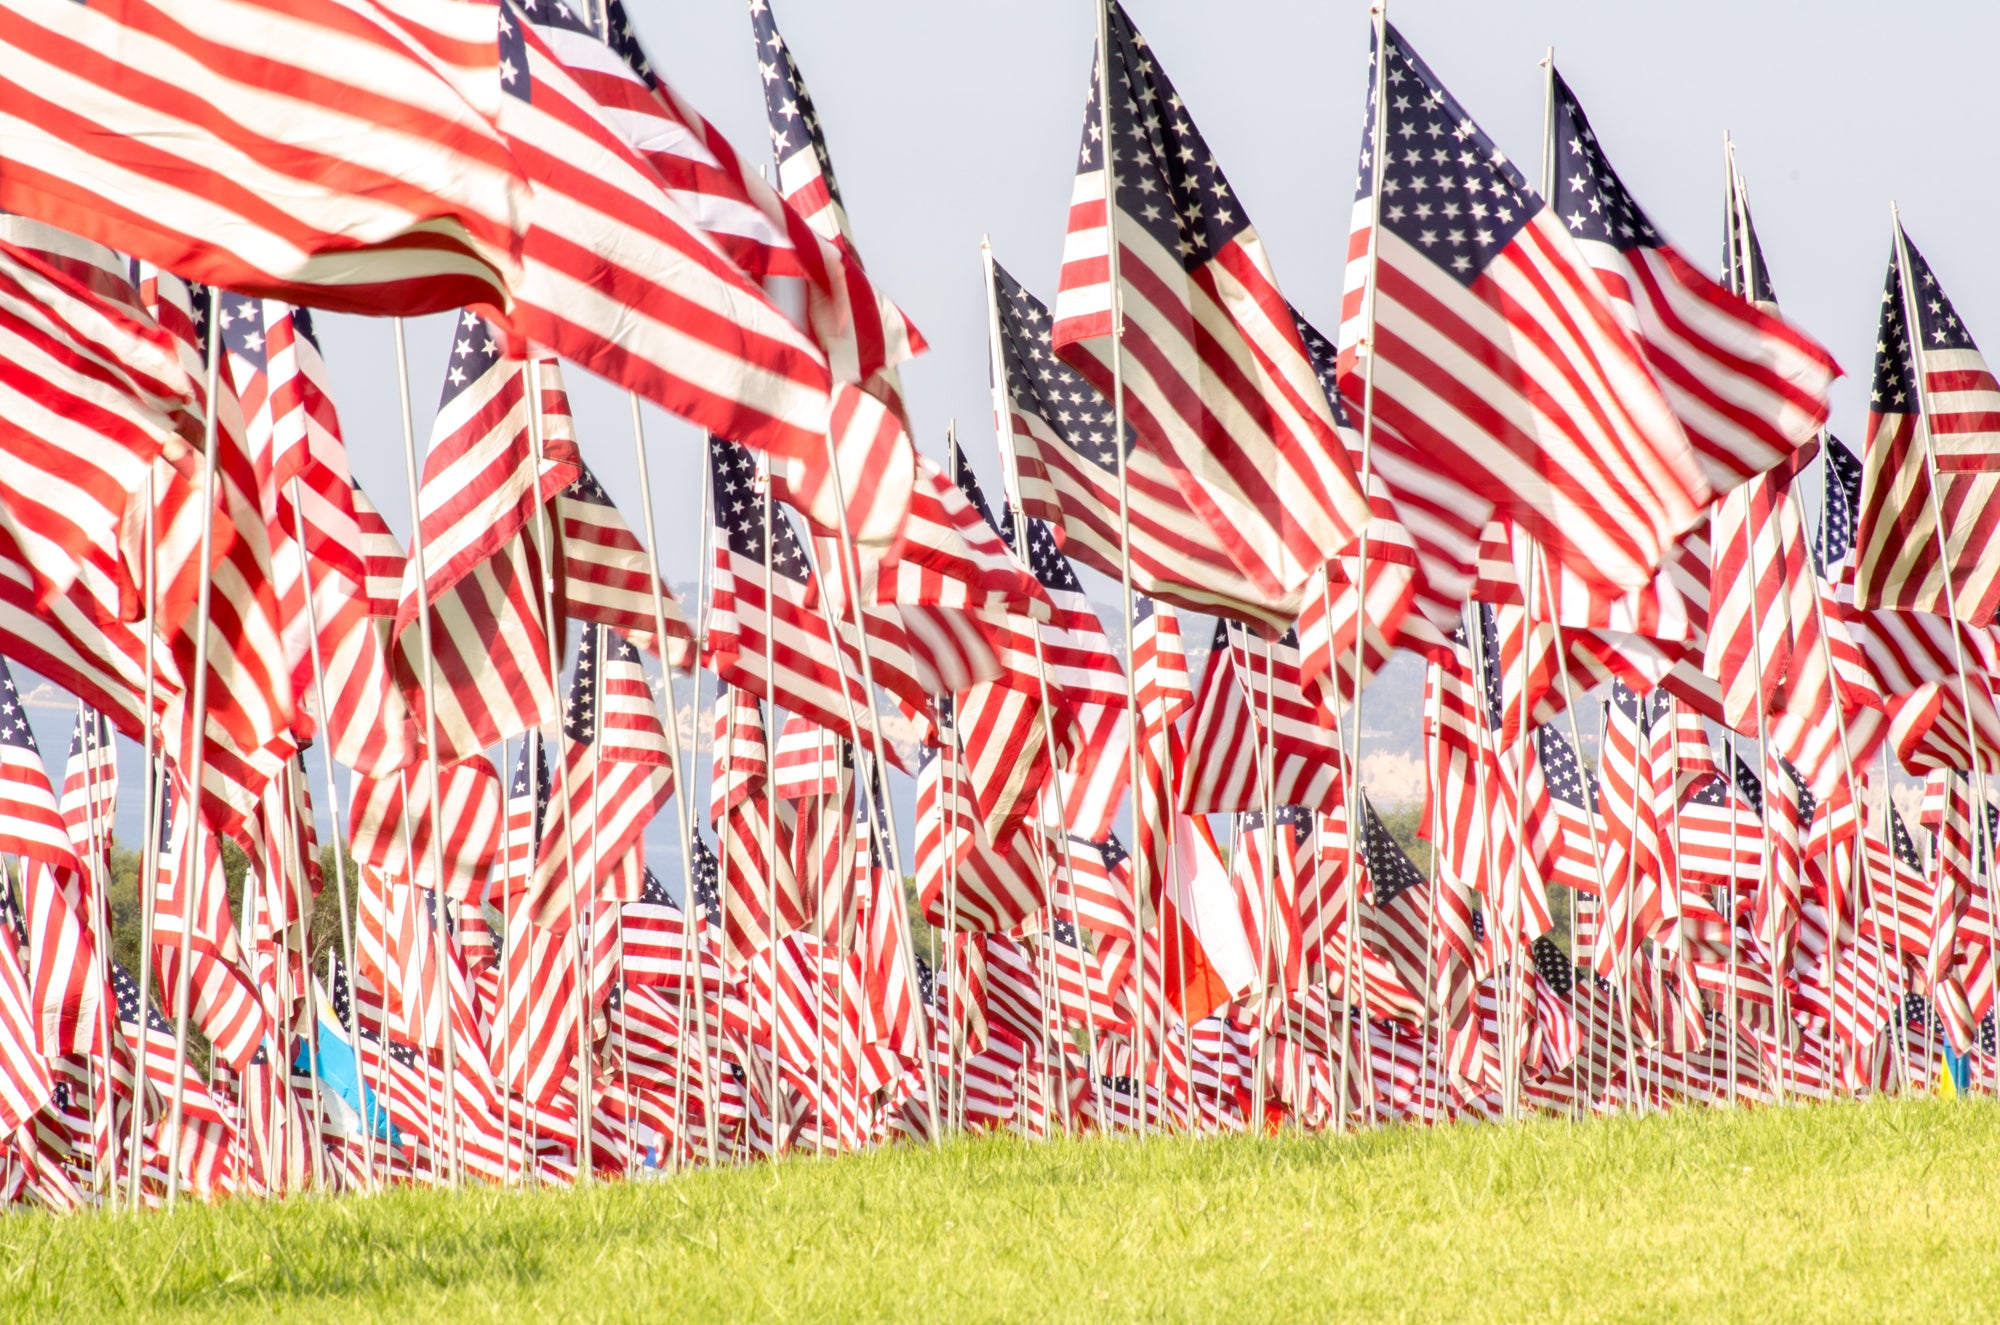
[{"xmin": 1354, "ymin": 24, "xmax": 1538, "ymax": 288}]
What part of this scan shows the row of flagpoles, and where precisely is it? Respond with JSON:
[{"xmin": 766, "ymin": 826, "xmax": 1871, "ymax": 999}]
[{"xmin": 0, "ymin": 0, "xmax": 1995, "ymax": 1213}]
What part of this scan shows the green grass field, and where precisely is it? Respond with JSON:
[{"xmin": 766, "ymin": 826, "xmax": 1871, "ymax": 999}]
[{"xmin": 6, "ymin": 1098, "xmax": 1995, "ymax": 1323}]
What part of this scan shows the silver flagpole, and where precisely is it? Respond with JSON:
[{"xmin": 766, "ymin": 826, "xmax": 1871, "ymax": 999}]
[
  {"xmin": 1889, "ymin": 202, "xmax": 2000, "ymax": 1083},
  {"xmin": 1336, "ymin": 0, "xmax": 1400, "ymax": 1136},
  {"xmin": 1092, "ymin": 0, "xmax": 1157, "ymax": 1131},
  {"xmin": 628, "ymin": 399, "xmax": 718, "ymax": 1168},
  {"xmin": 756, "ymin": 463, "xmax": 784, "ymax": 1160},
  {"xmin": 286, "ymin": 481, "xmax": 379, "ymax": 1191},
  {"xmin": 972, "ymin": 278, "xmax": 1112, "ymax": 1135},
  {"xmin": 791, "ymin": 498, "xmax": 941, "ymax": 1143},
  {"xmin": 1719, "ymin": 143, "xmax": 1788, "ymax": 1105},
  {"xmin": 389, "ymin": 316, "xmax": 466, "ymax": 1185},
  {"xmin": 518, "ymin": 357, "xmax": 596, "ymax": 1177},
  {"xmin": 1248, "ymin": 635, "xmax": 1281, "ymax": 1128},
  {"xmin": 127, "ymin": 479, "xmax": 164, "ymax": 1206},
  {"xmin": 161, "ymin": 315, "xmax": 225, "ymax": 1210},
  {"xmin": 679, "ymin": 433, "xmax": 722, "ymax": 1166}
]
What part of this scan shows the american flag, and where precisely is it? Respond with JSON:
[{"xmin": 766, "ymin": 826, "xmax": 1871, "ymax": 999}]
[
  {"xmin": 19, "ymin": 842, "xmax": 104, "ymax": 1060},
  {"xmin": 620, "ymin": 865, "xmax": 722, "ymax": 992},
  {"xmin": 772, "ymin": 715, "xmax": 848, "ymax": 803},
  {"xmin": 1228, "ymin": 806, "xmax": 1312, "ymax": 997},
  {"xmin": 1675, "ymin": 756, "xmax": 1766, "ymax": 887},
  {"xmin": 0, "ymin": 240, "xmax": 202, "ymax": 626},
  {"xmin": 151, "ymin": 778, "xmax": 268, "ymax": 1074},
  {"xmin": 1289, "ymin": 304, "xmax": 1439, "ymax": 688},
  {"xmin": 1552, "ymin": 71, "xmax": 1833, "ymax": 489},
  {"xmin": 1821, "ymin": 436, "xmax": 1960, "ymax": 701},
  {"xmin": 0, "ymin": 875, "xmax": 53, "ymax": 1134},
  {"xmin": 346, "ymin": 754, "xmax": 504, "ymax": 904},
  {"xmin": 709, "ymin": 684, "xmax": 805, "ymax": 966},
  {"xmin": 745, "ymin": 0, "xmax": 937, "ymax": 560},
  {"xmin": 1336, "ymin": 24, "xmax": 1707, "ymax": 599},
  {"xmin": 1857, "ymin": 806, "xmax": 1937, "ymax": 963},
  {"xmin": 1177, "ymin": 621, "xmax": 1258, "ymax": 815},
  {"xmin": 396, "ymin": 317, "xmax": 576, "ymax": 618},
  {"xmin": 497, "ymin": 1, "xmax": 842, "ymax": 469},
  {"xmin": 709, "ymin": 683, "xmax": 769, "ymax": 828},
  {"xmin": 553, "ymin": 463, "xmax": 694, "ymax": 671},
  {"xmin": 1061, "ymin": 833, "xmax": 1134, "ymax": 940},
  {"xmin": 1595, "ymin": 681, "xmax": 1673, "ymax": 974},
  {"xmin": 1534, "ymin": 725, "xmax": 1604, "ymax": 896},
  {"xmin": 1357, "ymin": 791, "xmax": 1442, "ymax": 1018},
  {"xmin": 530, "ymin": 628, "xmax": 676, "ymax": 928},
  {"xmin": 750, "ymin": 0, "xmax": 855, "ymax": 247},
  {"xmin": 0, "ymin": 658, "xmax": 72, "ymax": 869},
  {"xmin": 529, "ymin": 1, "xmax": 919, "ymax": 552},
  {"xmin": 1053, "ymin": 3, "xmax": 1371, "ymax": 620},
  {"xmin": 393, "ymin": 316, "xmax": 564, "ymax": 763},
  {"xmin": 986, "ymin": 257, "xmax": 1285, "ymax": 626},
  {"xmin": 1130, "ymin": 595, "xmax": 1193, "ymax": 729},
  {"xmin": 1045, "ymin": 917, "xmax": 1123, "ymax": 1034},
  {"xmin": 218, "ymin": 293, "xmax": 417, "ymax": 779},
  {"xmin": 348, "ymin": 482, "xmax": 408, "ymax": 620},
  {"xmin": 945, "ymin": 458, "xmax": 1057, "ymax": 842},
  {"xmin": 0, "ymin": 0, "xmax": 527, "ymax": 315},
  {"xmin": 1853, "ymin": 226, "xmax": 2000, "ymax": 625},
  {"xmin": 704, "ymin": 439, "xmax": 877, "ymax": 748},
  {"xmin": 136, "ymin": 268, "xmax": 300, "ymax": 838},
  {"xmin": 914, "ymin": 729, "xmax": 1045, "ymax": 936},
  {"xmin": 110, "ymin": 960, "xmax": 227, "ymax": 1130},
  {"xmin": 1705, "ymin": 447, "xmax": 1821, "ymax": 740},
  {"xmin": 582, "ymin": 0, "xmax": 920, "ymax": 389},
  {"xmin": 1009, "ymin": 517, "xmax": 1128, "ymax": 842}
]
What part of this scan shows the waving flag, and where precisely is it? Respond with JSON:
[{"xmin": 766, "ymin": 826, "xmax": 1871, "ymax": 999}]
[
  {"xmin": 521, "ymin": 1, "xmax": 915, "ymax": 550},
  {"xmin": 988, "ymin": 256, "xmax": 1286, "ymax": 626},
  {"xmin": 1336, "ymin": 24, "xmax": 1708, "ymax": 598},
  {"xmin": 0, "ymin": 658, "xmax": 72, "ymax": 869},
  {"xmin": 552, "ymin": 463, "xmax": 694, "ymax": 670},
  {"xmin": 0, "ymin": 0, "xmax": 527, "ymax": 314},
  {"xmin": 1853, "ymin": 227, "xmax": 2000, "ymax": 625},
  {"xmin": 346, "ymin": 754, "xmax": 504, "ymax": 904},
  {"xmin": 914, "ymin": 728, "xmax": 1045, "ymax": 936},
  {"xmin": 0, "ymin": 240, "xmax": 206, "ymax": 625},
  {"xmin": 1551, "ymin": 71, "xmax": 1834, "ymax": 487},
  {"xmin": 531, "ymin": 628, "xmax": 676, "ymax": 928},
  {"xmin": 704, "ymin": 439, "xmax": 877, "ymax": 748},
  {"xmin": 394, "ymin": 319, "xmax": 565, "ymax": 763},
  {"xmin": 1052, "ymin": 1, "xmax": 1370, "ymax": 619}
]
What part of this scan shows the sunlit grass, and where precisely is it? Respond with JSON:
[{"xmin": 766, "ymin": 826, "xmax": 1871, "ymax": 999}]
[{"xmin": 5, "ymin": 1098, "xmax": 1993, "ymax": 1322}]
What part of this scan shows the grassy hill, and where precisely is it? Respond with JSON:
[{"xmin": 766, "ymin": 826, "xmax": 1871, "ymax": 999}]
[{"xmin": 7, "ymin": 1098, "xmax": 1997, "ymax": 1322}]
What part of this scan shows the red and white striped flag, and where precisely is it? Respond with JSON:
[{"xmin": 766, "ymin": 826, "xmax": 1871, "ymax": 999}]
[
  {"xmin": 0, "ymin": 658, "xmax": 74, "ymax": 871},
  {"xmin": 1053, "ymin": 3, "xmax": 1370, "ymax": 620},
  {"xmin": 393, "ymin": 320, "xmax": 567, "ymax": 763},
  {"xmin": 1553, "ymin": 72, "xmax": 1834, "ymax": 489},
  {"xmin": 703, "ymin": 440, "xmax": 877, "ymax": 748},
  {"xmin": 150, "ymin": 779, "xmax": 268, "ymax": 1073},
  {"xmin": 1852, "ymin": 227, "xmax": 2000, "ymax": 625},
  {"xmin": 497, "ymin": 4, "xmax": 851, "ymax": 477},
  {"xmin": 0, "ymin": 0, "xmax": 528, "ymax": 315},
  {"xmin": 347, "ymin": 754, "xmax": 504, "ymax": 905},
  {"xmin": 914, "ymin": 729, "xmax": 1045, "ymax": 936},
  {"xmin": 0, "ymin": 239, "xmax": 206, "ymax": 625},
  {"xmin": 988, "ymin": 257, "xmax": 1287, "ymax": 628},
  {"xmin": 552, "ymin": 464, "xmax": 693, "ymax": 670},
  {"xmin": 218, "ymin": 295, "xmax": 415, "ymax": 777},
  {"xmin": 530, "ymin": 628, "xmax": 676, "ymax": 928},
  {"xmin": 1335, "ymin": 25, "xmax": 1709, "ymax": 599}
]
